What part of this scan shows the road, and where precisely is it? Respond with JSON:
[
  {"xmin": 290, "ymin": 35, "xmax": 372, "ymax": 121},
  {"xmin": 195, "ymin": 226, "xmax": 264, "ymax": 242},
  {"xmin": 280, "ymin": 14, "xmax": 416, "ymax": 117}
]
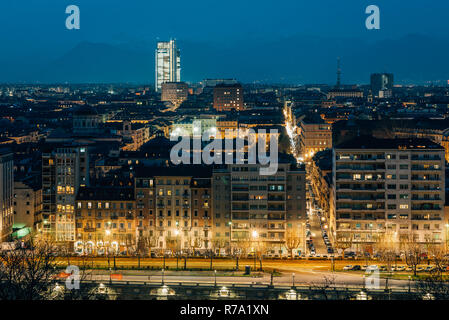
[
  {"xmin": 54, "ymin": 257, "xmax": 416, "ymax": 289},
  {"xmin": 83, "ymin": 268, "xmax": 409, "ymax": 290},
  {"xmin": 308, "ymin": 209, "xmax": 328, "ymax": 255}
]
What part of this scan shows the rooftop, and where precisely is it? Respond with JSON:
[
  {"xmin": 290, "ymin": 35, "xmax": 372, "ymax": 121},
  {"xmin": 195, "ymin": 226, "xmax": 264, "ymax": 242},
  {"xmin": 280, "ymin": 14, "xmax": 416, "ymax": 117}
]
[{"xmin": 335, "ymin": 135, "xmax": 444, "ymax": 150}]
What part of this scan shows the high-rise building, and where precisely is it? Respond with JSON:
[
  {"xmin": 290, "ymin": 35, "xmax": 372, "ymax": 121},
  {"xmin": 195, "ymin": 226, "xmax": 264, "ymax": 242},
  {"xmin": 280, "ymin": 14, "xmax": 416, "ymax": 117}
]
[
  {"xmin": 0, "ymin": 149, "xmax": 14, "ymax": 242},
  {"xmin": 370, "ymin": 73, "xmax": 394, "ymax": 97},
  {"xmin": 213, "ymin": 84, "xmax": 244, "ymax": 111},
  {"xmin": 155, "ymin": 40, "xmax": 181, "ymax": 92},
  {"xmin": 332, "ymin": 136, "xmax": 445, "ymax": 252},
  {"xmin": 42, "ymin": 144, "xmax": 89, "ymax": 242}
]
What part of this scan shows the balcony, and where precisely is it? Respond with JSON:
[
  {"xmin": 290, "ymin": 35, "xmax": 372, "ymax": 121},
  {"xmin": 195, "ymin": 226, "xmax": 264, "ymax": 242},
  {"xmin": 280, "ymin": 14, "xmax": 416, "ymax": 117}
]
[
  {"xmin": 83, "ymin": 227, "xmax": 96, "ymax": 232},
  {"xmin": 156, "ymin": 204, "xmax": 165, "ymax": 208},
  {"xmin": 411, "ymin": 156, "xmax": 441, "ymax": 161},
  {"xmin": 411, "ymin": 205, "xmax": 442, "ymax": 211},
  {"xmin": 202, "ymin": 194, "xmax": 210, "ymax": 199}
]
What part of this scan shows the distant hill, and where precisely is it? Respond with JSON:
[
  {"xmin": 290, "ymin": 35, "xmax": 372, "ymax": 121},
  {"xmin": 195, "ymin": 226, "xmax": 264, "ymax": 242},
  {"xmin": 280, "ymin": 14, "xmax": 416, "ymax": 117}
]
[{"xmin": 3, "ymin": 34, "xmax": 449, "ymax": 84}]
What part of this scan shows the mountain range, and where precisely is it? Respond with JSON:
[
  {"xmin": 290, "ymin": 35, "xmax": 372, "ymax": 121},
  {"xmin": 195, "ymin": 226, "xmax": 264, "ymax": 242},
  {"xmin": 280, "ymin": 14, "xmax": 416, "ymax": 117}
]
[{"xmin": 2, "ymin": 34, "xmax": 449, "ymax": 85}]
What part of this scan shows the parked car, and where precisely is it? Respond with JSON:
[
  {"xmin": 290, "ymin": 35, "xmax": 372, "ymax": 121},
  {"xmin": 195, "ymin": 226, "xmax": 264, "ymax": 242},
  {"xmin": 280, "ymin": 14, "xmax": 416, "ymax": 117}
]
[
  {"xmin": 425, "ymin": 266, "xmax": 436, "ymax": 272},
  {"xmin": 395, "ymin": 266, "xmax": 406, "ymax": 272},
  {"xmin": 343, "ymin": 265, "xmax": 354, "ymax": 271},
  {"xmin": 416, "ymin": 266, "xmax": 425, "ymax": 272},
  {"xmin": 379, "ymin": 265, "xmax": 387, "ymax": 271},
  {"xmin": 352, "ymin": 265, "xmax": 361, "ymax": 271}
]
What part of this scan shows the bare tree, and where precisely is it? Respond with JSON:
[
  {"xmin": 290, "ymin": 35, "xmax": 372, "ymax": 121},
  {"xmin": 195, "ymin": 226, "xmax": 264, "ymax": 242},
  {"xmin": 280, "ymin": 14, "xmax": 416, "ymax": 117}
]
[
  {"xmin": 285, "ymin": 227, "xmax": 301, "ymax": 260},
  {"xmin": 376, "ymin": 232, "xmax": 398, "ymax": 272},
  {"xmin": 0, "ymin": 238, "xmax": 57, "ymax": 300},
  {"xmin": 403, "ymin": 233, "xmax": 424, "ymax": 277},
  {"xmin": 309, "ymin": 275, "xmax": 338, "ymax": 300}
]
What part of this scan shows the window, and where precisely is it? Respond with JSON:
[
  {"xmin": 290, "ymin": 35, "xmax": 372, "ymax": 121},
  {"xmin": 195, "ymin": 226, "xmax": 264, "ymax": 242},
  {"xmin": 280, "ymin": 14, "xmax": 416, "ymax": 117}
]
[{"xmin": 400, "ymin": 204, "xmax": 408, "ymax": 209}]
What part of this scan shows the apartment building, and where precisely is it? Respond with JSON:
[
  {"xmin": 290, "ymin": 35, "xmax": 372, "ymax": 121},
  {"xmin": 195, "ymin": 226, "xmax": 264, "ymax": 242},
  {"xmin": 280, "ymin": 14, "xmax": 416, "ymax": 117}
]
[
  {"xmin": 133, "ymin": 165, "xmax": 213, "ymax": 254},
  {"xmin": 42, "ymin": 144, "xmax": 89, "ymax": 242},
  {"xmin": 75, "ymin": 187, "xmax": 136, "ymax": 255},
  {"xmin": 298, "ymin": 116, "xmax": 332, "ymax": 162},
  {"xmin": 213, "ymin": 158, "xmax": 306, "ymax": 256},
  {"xmin": 0, "ymin": 149, "xmax": 14, "ymax": 242},
  {"xmin": 13, "ymin": 178, "xmax": 42, "ymax": 236},
  {"xmin": 333, "ymin": 136, "xmax": 445, "ymax": 252},
  {"xmin": 161, "ymin": 82, "xmax": 189, "ymax": 107},
  {"xmin": 213, "ymin": 84, "xmax": 244, "ymax": 112}
]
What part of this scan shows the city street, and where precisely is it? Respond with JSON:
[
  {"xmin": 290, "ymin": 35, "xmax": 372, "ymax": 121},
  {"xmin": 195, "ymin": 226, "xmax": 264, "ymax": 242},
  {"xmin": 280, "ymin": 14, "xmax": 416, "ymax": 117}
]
[
  {"xmin": 54, "ymin": 256, "xmax": 418, "ymax": 289},
  {"xmin": 83, "ymin": 267, "xmax": 409, "ymax": 290}
]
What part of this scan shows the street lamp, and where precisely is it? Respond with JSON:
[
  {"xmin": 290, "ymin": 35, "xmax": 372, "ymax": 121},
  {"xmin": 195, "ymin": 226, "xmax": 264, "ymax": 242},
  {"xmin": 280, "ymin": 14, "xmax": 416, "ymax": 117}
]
[
  {"xmin": 292, "ymin": 273, "xmax": 295, "ymax": 287},
  {"xmin": 445, "ymin": 224, "xmax": 449, "ymax": 252},
  {"xmin": 252, "ymin": 231, "xmax": 258, "ymax": 270},
  {"xmin": 214, "ymin": 270, "xmax": 217, "ymax": 287},
  {"xmin": 228, "ymin": 221, "xmax": 232, "ymax": 255},
  {"xmin": 162, "ymin": 268, "xmax": 165, "ymax": 285}
]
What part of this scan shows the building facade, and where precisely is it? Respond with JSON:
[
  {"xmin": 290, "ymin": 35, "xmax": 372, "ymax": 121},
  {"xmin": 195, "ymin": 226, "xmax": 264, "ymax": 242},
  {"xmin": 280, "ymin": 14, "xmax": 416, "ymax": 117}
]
[
  {"xmin": 333, "ymin": 137, "xmax": 445, "ymax": 253},
  {"xmin": 155, "ymin": 40, "xmax": 181, "ymax": 92},
  {"xmin": 42, "ymin": 144, "xmax": 89, "ymax": 243},
  {"xmin": 0, "ymin": 150, "xmax": 14, "ymax": 242},
  {"xmin": 213, "ymin": 84, "xmax": 244, "ymax": 112},
  {"xmin": 213, "ymin": 161, "xmax": 306, "ymax": 256},
  {"xmin": 161, "ymin": 82, "xmax": 189, "ymax": 107},
  {"xmin": 298, "ymin": 118, "xmax": 332, "ymax": 162}
]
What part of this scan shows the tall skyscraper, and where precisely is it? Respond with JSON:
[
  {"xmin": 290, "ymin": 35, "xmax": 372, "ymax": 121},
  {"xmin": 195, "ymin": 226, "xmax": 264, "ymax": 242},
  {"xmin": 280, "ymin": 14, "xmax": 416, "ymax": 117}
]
[
  {"xmin": 155, "ymin": 40, "xmax": 181, "ymax": 92},
  {"xmin": 370, "ymin": 73, "xmax": 394, "ymax": 97}
]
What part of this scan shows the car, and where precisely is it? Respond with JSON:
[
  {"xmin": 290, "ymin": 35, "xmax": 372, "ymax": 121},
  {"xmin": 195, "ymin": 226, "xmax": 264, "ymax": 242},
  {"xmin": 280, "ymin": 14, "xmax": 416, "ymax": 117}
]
[
  {"xmin": 395, "ymin": 266, "xmax": 406, "ymax": 272},
  {"xmin": 343, "ymin": 265, "xmax": 354, "ymax": 271},
  {"xmin": 361, "ymin": 265, "xmax": 368, "ymax": 271},
  {"xmin": 379, "ymin": 265, "xmax": 387, "ymax": 271},
  {"xmin": 425, "ymin": 266, "xmax": 436, "ymax": 272},
  {"xmin": 416, "ymin": 266, "xmax": 425, "ymax": 272},
  {"xmin": 353, "ymin": 265, "xmax": 361, "ymax": 271}
]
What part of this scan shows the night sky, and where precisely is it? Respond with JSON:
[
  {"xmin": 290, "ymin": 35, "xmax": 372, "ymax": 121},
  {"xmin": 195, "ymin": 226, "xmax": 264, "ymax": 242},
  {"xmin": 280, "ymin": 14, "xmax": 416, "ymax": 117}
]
[{"xmin": 1, "ymin": 0, "xmax": 448, "ymax": 84}]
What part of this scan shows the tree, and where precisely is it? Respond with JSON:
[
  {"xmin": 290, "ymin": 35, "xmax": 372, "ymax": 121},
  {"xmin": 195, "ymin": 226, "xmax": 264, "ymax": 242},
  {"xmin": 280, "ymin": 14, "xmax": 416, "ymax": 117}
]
[
  {"xmin": 403, "ymin": 234, "xmax": 424, "ymax": 277},
  {"xmin": 285, "ymin": 227, "xmax": 302, "ymax": 260},
  {"xmin": 0, "ymin": 238, "xmax": 57, "ymax": 300},
  {"xmin": 376, "ymin": 232, "xmax": 398, "ymax": 272}
]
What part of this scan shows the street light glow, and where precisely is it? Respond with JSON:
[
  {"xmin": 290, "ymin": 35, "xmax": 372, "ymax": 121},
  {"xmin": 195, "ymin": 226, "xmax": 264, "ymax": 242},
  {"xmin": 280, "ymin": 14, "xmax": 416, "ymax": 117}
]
[{"xmin": 252, "ymin": 230, "xmax": 258, "ymax": 238}]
